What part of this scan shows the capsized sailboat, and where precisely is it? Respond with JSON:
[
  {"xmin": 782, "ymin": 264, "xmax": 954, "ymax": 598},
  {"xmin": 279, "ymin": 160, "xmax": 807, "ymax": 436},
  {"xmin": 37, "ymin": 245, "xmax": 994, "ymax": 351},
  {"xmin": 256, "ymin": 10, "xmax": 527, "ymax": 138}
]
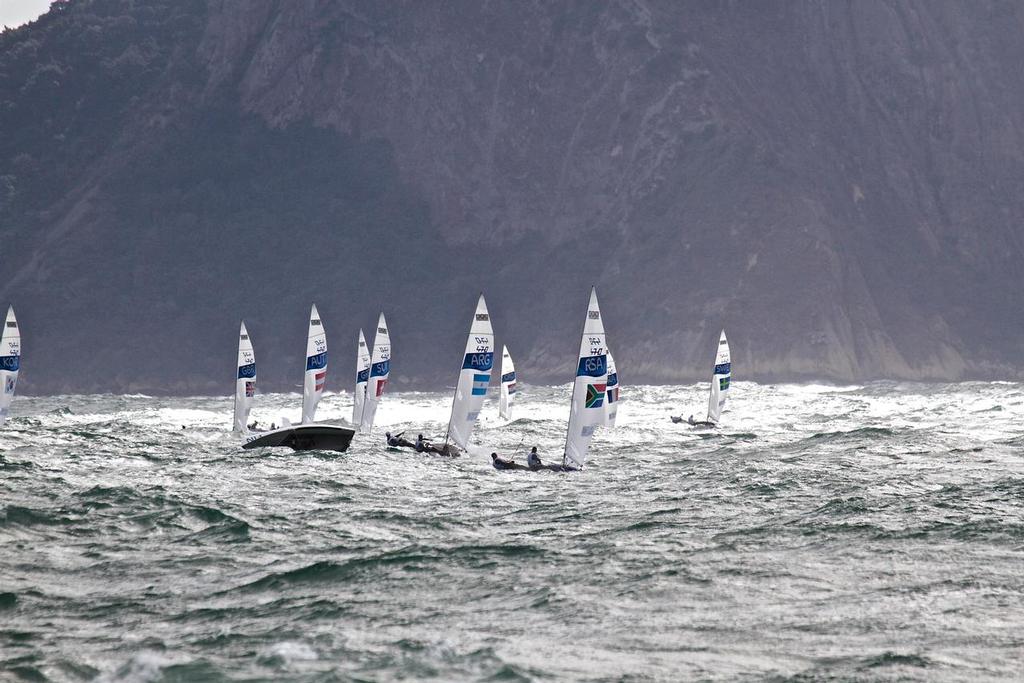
[
  {"xmin": 352, "ymin": 329, "xmax": 370, "ymax": 427},
  {"xmin": 672, "ymin": 329, "xmax": 731, "ymax": 427},
  {"xmin": 0, "ymin": 306, "xmax": 21, "ymax": 428},
  {"xmin": 233, "ymin": 321, "xmax": 256, "ymax": 433},
  {"xmin": 562, "ymin": 287, "xmax": 607, "ymax": 470},
  {"xmin": 243, "ymin": 304, "xmax": 355, "ymax": 452},
  {"xmin": 359, "ymin": 313, "xmax": 391, "ymax": 434},
  {"xmin": 498, "ymin": 345, "xmax": 516, "ymax": 420}
]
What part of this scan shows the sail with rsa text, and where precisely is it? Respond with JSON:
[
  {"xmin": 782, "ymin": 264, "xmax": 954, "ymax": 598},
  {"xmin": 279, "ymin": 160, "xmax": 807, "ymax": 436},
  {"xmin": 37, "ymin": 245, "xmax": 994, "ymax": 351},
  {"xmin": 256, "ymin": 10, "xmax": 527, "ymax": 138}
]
[{"xmin": 563, "ymin": 287, "xmax": 607, "ymax": 469}]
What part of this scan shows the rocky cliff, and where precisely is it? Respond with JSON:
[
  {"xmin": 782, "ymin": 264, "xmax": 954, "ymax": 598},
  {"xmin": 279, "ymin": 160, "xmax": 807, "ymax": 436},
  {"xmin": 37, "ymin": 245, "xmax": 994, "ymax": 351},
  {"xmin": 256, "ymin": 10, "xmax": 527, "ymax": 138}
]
[{"xmin": 2, "ymin": 0, "xmax": 1024, "ymax": 394}]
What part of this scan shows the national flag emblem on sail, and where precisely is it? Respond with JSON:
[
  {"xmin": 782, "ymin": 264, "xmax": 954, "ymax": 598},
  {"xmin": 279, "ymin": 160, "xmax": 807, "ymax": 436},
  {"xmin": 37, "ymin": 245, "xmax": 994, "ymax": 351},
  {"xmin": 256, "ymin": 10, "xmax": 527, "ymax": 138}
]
[
  {"xmin": 507, "ymin": 383, "xmax": 517, "ymax": 395},
  {"xmin": 314, "ymin": 371, "xmax": 326, "ymax": 392},
  {"xmin": 585, "ymin": 383, "xmax": 606, "ymax": 408},
  {"xmin": 4, "ymin": 377, "xmax": 14, "ymax": 394},
  {"xmin": 719, "ymin": 377, "xmax": 730, "ymax": 391},
  {"xmin": 607, "ymin": 386, "xmax": 619, "ymax": 403},
  {"xmin": 375, "ymin": 378, "xmax": 388, "ymax": 397},
  {"xmin": 471, "ymin": 373, "xmax": 489, "ymax": 396},
  {"xmin": 244, "ymin": 381, "xmax": 255, "ymax": 397}
]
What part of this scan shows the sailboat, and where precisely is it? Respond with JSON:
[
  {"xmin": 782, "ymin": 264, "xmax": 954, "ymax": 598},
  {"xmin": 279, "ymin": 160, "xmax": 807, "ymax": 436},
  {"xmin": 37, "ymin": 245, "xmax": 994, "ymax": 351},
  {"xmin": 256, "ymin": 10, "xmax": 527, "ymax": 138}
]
[
  {"xmin": 397, "ymin": 295, "xmax": 494, "ymax": 456},
  {"xmin": 672, "ymin": 329, "xmax": 731, "ymax": 427},
  {"xmin": 243, "ymin": 304, "xmax": 355, "ymax": 452},
  {"xmin": 440, "ymin": 294, "xmax": 494, "ymax": 455},
  {"xmin": 562, "ymin": 287, "xmax": 607, "ymax": 470},
  {"xmin": 352, "ymin": 329, "xmax": 370, "ymax": 427},
  {"xmin": 0, "ymin": 306, "xmax": 20, "ymax": 428},
  {"xmin": 232, "ymin": 321, "xmax": 256, "ymax": 433},
  {"xmin": 358, "ymin": 312, "xmax": 391, "ymax": 434},
  {"xmin": 604, "ymin": 349, "xmax": 619, "ymax": 428},
  {"xmin": 498, "ymin": 345, "xmax": 516, "ymax": 420}
]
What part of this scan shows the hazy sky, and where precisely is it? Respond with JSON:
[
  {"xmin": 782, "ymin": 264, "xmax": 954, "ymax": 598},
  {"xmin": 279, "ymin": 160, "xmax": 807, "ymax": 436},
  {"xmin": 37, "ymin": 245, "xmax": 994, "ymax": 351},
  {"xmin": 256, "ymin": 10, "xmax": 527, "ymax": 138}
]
[{"xmin": 0, "ymin": 0, "xmax": 49, "ymax": 29}]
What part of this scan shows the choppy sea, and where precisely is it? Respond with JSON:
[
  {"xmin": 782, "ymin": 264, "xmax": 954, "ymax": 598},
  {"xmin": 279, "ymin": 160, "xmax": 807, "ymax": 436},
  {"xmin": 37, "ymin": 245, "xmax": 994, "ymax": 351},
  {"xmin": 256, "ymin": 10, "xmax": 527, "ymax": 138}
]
[{"xmin": 1, "ymin": 382, "xmax": 1023, "ymax": 681}]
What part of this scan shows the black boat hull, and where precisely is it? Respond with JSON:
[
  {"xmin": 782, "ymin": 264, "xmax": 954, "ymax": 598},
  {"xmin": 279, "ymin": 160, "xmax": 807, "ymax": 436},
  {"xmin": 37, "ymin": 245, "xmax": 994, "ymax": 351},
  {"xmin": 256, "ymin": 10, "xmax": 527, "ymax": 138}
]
[{"xmin": 242, "ymin": 424, "xmax": 355, "ymax": 453}]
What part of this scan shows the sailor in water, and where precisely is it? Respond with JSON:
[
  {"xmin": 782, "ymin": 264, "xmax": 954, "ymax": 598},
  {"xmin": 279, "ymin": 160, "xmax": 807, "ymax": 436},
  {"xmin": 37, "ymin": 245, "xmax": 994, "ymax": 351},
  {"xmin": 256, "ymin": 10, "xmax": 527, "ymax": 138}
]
[
  {"xmin": 491, "ymin": 452, "xmax": 517, "ymax": 470},
  {"xmin": 414, "ymin": 434, "xmax": 446, "ymax": 455},
  {"xmin": 527, "ymin": 446, "xmax": 542, "ymax": 469},
  {"xmin": 386, "ymin": 431, "xmax": 414, "ymax": 449}
]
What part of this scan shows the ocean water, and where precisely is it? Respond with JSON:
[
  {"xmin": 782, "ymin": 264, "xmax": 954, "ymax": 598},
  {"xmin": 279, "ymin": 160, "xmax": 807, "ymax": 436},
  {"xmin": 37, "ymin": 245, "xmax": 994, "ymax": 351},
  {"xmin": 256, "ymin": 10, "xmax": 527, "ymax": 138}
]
[{"xmin": 1, "ymin": 382, "xmax": 1023, "ymax": 682}]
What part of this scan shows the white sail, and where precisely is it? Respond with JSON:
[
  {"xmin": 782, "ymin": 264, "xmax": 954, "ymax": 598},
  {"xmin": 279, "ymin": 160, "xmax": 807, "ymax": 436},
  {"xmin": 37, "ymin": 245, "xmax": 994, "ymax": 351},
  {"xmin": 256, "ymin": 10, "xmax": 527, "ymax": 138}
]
[
  {"xmin": 445, "ymin": 295, "xmax": 494, "ymax": 450},
  {"xmin": 233, "ymin": 321, "xmax": 256, "ymax": 433},
  {"xmin": 352, "ymin": 328, "xmax": 370, "ymax": 427},
  {"xmin": 498, "ymin": 345, "xmax": 516, "ymax": 420},
  {"xmin": 359, "ymin": 312, "xmax": 391, "ymax": 434},
  {"xmin": 604, "ymin": 349, "xmax": 619, "ymax": 427},
  {"xmin": 563, "ymin": 287, "xmax": 607, "ymax": 469},
  {"xmin": 0, "ymin": 306, "xmax": 21, "ymax": 428},
  {"xmin": 301, "ymin": 304, "xmax": 327, "ymax": 424},
  {"xmin": 706, "ymin": 329, "xmax": 731, "ymax": 423}
]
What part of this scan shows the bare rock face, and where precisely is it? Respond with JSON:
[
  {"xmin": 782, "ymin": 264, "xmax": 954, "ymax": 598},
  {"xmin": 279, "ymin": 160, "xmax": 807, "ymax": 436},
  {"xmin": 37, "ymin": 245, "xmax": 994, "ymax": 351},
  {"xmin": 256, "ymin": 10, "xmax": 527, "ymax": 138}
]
[{"xmin": 1, "ymin": 0, "xmax": 1024, "ymax": 393}]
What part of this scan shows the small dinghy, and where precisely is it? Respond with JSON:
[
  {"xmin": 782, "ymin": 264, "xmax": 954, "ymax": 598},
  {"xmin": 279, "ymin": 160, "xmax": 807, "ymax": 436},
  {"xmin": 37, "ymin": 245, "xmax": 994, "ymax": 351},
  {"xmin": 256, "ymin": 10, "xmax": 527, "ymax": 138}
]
[
  {"xmin": 358, "ymin": 313, "xmax": 391, "ymax": 434},
  {"xmin": 233, "ymin": 321, "xmax": 257, "ymax": 433},
  {"xmin": 492, "ymin": 292, "xmax": 612, "ymax": 474},
  {"xmin": 352, "ymin": 328, "xmax": 370, "ymax": 427},
  {"xmin": 0, "ymin": 306, "xmax": 21, "ymax": 427},
  {"xmin": 672, "ymin": 329, "xmax": 731, "ymax": 428},
  {"xmin": 498, "ymin": 345, "xmax": 516, "ymax": 421},
  {"xmin": 561, "ymin": 287, "xmax": 609, "ymax": 471},
  {"xmin": 489, "ymin": 452, "xmax": 575, "ymax": 472},
  {"xmin": 604, "ymin": 349, "xmax": 619, "ymax": 428},
  {"xmin": 402, "ymin": 294, "xmax": 494, "ymax": 457},
  {"xmin": 243, "ymin": 304, "xmax": 355, "ymax": 453}
]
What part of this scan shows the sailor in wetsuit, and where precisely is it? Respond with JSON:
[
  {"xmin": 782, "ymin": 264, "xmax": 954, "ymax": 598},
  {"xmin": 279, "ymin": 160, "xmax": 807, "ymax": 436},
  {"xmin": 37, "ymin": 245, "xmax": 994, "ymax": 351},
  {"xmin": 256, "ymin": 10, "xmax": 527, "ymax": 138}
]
[
  {"xmin": 491, "ymin": 452, "xmax": 516, "ymax": 470},
  {"xmin": 527, "ymin": 446, "xmax": 542, "ymax": 469},
  {"xmin": 415, "ymin": 434, "xmax": 427, "ymax": 452},
  {"xmin": 386, "ymin": 431, "xmax": 400, "ymax": 447}
]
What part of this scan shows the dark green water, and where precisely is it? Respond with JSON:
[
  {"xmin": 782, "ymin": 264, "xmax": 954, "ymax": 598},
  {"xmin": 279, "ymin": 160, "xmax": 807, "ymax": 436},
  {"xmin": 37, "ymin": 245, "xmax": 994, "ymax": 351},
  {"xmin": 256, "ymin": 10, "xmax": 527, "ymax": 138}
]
[{"xmin": 1, "ymin": 383, "xmax": 1022, "ymax": 681}]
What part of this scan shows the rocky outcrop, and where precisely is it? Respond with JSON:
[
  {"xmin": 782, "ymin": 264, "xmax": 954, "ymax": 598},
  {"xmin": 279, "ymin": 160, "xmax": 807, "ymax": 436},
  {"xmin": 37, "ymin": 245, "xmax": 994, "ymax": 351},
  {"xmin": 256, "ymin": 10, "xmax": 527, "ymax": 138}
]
[{"xmin": 1, "ymin": 1, "xmax": 1023, "ymax": 393}]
